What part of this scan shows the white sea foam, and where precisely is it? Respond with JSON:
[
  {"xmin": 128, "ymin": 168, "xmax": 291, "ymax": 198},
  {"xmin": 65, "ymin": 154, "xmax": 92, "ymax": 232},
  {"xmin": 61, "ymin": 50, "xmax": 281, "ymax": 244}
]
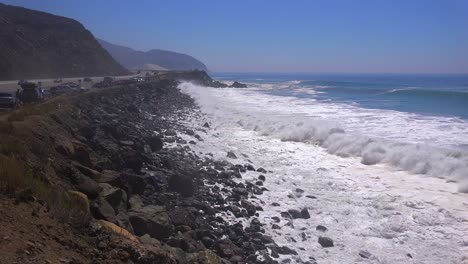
[
  {"xmin": 179, "ymin": 82, "xmax": 468, "ymax": 192},
  {"xmin": 177, "ymin": 81, "xmax": 468, "ymax": 263}
]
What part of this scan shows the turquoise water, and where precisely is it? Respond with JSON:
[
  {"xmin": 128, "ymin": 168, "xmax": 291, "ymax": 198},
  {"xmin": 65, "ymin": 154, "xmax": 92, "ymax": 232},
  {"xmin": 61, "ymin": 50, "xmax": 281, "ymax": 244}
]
[{"xmin": 211, "ymin": 73, "xmax": 468, "ymax": 120}]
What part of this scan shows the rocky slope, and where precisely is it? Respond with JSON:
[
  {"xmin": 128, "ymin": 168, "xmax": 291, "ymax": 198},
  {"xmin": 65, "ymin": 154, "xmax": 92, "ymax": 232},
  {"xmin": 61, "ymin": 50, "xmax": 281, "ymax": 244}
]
[
  {"xmin": 0, "ymin": 73, "xmax": 284, "ymax": 263},
  {"xmin": 0, "ymin": 3, "xmax": 130, "ymax": 81},
  {"xmin": 98, "ymin": 39, "xmax": 208, "ymax": 71}
]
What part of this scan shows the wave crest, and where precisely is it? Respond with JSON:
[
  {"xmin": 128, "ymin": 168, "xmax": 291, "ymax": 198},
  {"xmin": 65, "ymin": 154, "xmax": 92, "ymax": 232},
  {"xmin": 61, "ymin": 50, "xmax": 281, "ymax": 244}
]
[{"xmin": 179, "ymin": 82, "xmax": 468, "ymax": 192}]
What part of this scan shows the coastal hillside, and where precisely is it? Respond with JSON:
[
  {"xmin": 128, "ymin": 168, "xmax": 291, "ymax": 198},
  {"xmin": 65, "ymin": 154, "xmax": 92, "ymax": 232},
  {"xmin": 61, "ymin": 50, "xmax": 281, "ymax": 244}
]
[
  {"xmin": 98, "ymin": 39, "xmax": 208, "ymax": 71},
  {"xmin": 0, "ymin": 3, "xmax": 130, "ymax": 81}
]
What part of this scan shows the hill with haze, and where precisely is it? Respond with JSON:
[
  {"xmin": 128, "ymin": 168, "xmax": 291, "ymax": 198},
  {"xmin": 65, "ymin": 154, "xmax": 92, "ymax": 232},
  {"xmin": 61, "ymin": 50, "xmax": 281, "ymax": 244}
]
[
  {"xmin": 97, "ymin": 39, "xmax": 208, "ymax": 71},
  {"xmin": 0, "ymin": 3, "xmax": 130, "ymax": 80}
]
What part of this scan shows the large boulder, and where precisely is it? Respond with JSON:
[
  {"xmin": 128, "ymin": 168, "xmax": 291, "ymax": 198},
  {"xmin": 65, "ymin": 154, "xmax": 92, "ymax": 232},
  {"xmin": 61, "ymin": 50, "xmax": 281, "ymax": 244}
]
[
  {"xmin": 129, "ymin": 205, "xmax": 174, "ymax": 239},
  {"xmin": 99, "ymin": 183, "xmax": 127, "ymax": 214},
  {"xmin": 147, "ymin": 135, "xmax": 164, "ymax": 152},
  {"xmin": 241, "ymin": 199, "xmax": 256, "ymax": 216},
  {"xmin": 169, "ymin": 207, "xmax": 200, "ymax": 229},
  {"xmin": 230, "ymin": 81, "xmax": 248, "ymax": 88},
  {"xmin": 98, "ymin": 170, "xmax": 147, "ymax": 195},
  {"xmin": 75, "ymin": 175, "xmax": 101, "ymax": 199},
  {"xmin": 91, "ymin": 183, "xmax": 128, "ymax": 223},
  {"xmin": 168, "ymin": 173, "xmax": 194, "ymax": 197}
]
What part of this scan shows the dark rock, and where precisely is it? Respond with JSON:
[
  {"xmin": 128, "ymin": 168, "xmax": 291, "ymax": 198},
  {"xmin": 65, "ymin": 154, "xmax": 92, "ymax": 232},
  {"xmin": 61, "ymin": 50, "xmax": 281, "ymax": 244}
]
[
  {"xmin": 287, "ymin": 209, "xmax": 302, "ymax": 219},
  {"xmin": 215, "ymin": 240, "xmax": 242, "ymax": 258},
  {"xmin": 139, "ymin": 234, "xmax": 161, "ymax": 245},
  {"xmin": 175, "ymin": 225, "xmax": 192, "ymax": 233},
  {"xmin": 271, "ymin": 202, "xmax": 280, "ymax": 207},
  {"xmin": 316, "ymin": 225, "xmax": 327, "ymax": 232},
  {"xmin": 258, "ymin": 175, "xmax": 266, "ymax": 181},
  {"xmin": 306, "ymin": 195, "xmax": 317, "ymax": 199},
  {"xmin": 129, "ymin": 205, "xmax": 174, "ymax": 239},
  {"xmin": 318, "ymin": 236, "xmax": 334, "ymax": 248},
  {"xmin": 256, "ymin": 167, "xmax": 267, "ymax": 173},
  {"xmin": 98, "ymin": 171, "xmax": 147, "ymax": 195},
  {"xmin": 232, "ymin": 187, "xmax": 249, "ymax": 199},
  {"xmin": 99, "ymin": 183, "xmax": 127, "ymax": 214},
  {"xmin": 168, "ymin": 207, "xmax": 199, "ymax": 229},
  {"xmin": 229, "ymin": 255, "xmax": 243, "ymax": 263},
  {"xmin": 241, "ymin": 199, "xmax": 256, "ymax": 216},
  {"xmin": 276, "ymin": 246, "xmax": 297, "ymax": 255},
  {"xmin": 73, "ymin": 146, "xmax": 92, "ymax": 167},
  {"xmin": 272, "ymin": 217, "xmax": 281, "ymax": 223},
  {"xmin": 91, "ymin": 198, "xmax": 116, "ymax": 221},
  {"xmin": 230, "ymin": 81, "xmax": 248, "ymax": 88},
  {"xmin": 272, "ymin": 224, "xmax": 281, "ymax": 230},
  {"xmin": 203, "ymin": 122, "xmax": 210, "ymax": 128},
  {"xmin": 201, "ymin": 236, "xmax": 215, "ymax": 248},
  {"xmin": 147, "ymin": 135, "xmax": 163, "ymax": 152},
  {"xmin": 119, "ymin": 140, "xmax": 134, "ymax": 146},
  {"xmin": 359, "ymin": 250, "xmax": 372, "ymax": 259},
  {"xmin": 245, "ymin": 164, "xmax": 255, "ymax": 171},
  {"xmin": 301, "ymin": 208, "xmax": 310, "ymax": 219},
  {"xmin": 75, "ymin": 176, "xmax": 101, "ymax": 199},
  {"xmin": 128, "ymin": 195, "xmax": 143, "ymax": 209},
  {"xmin": 227, "ymin": 151, "xmax": 237, "ymax": 159},
  {"xmin": 168, "ymin": 173, "xmax": 194, "ymax": 197},
  {"xmin": 72, "ymin": 162, "xmax": 99, "ymax": 180},
  {"xmin": 122, "ymin": 152, "xmax": 144, "ymax": 173},
  {"xmin": 228, "ymin": 205, "xmax": 241, "ymax": 213}
]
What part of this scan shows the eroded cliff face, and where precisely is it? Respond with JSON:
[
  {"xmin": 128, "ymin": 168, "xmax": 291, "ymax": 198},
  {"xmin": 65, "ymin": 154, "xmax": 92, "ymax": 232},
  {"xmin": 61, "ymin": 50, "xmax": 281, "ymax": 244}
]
[{"xmin": 0, "ymin": 3, "xmax": 130, "ymax": 80}]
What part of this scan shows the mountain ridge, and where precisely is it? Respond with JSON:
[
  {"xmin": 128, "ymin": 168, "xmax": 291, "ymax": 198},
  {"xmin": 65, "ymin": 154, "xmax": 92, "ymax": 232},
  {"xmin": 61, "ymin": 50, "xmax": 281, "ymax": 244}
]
[
  {"xmin": 0, "ymin": 3, "xmax": 130, "ymax": 80},
  {"xmin": 97, "ymin": 38, "xmax": 208, "ymax": 71}
]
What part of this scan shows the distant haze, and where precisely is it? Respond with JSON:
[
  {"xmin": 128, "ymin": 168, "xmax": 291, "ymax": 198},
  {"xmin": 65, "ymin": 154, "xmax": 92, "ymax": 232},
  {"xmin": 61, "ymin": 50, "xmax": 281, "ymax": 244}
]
[{"xmin": 3, "ymin": 0, "xmax": 468, "ymax": 73}]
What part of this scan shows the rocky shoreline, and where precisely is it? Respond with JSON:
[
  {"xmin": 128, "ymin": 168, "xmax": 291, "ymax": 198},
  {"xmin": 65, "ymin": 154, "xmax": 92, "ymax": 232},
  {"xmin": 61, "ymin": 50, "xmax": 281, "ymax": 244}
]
[{"xmin": 0, "ymin": 73, "xmax": 306, "ymax": 263}]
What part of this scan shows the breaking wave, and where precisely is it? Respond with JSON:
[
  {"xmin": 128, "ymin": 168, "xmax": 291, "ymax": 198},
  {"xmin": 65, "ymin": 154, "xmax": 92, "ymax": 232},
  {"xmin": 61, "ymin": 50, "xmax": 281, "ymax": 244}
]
[{"xmin": 179, "ymin": 82, "xmax": 468, "ymax": 192}]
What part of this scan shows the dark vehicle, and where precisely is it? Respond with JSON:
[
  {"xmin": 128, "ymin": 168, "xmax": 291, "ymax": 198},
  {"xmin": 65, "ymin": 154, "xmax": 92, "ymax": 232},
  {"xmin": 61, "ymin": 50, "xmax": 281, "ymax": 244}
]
[
  {"xmin": 92, "ymin": 81, "xmax": 111, "ymax": 88},
  {"xmin": 49, "ymin": 82, "xmax": 83, "ymax": 95},
  {"xmin": 0, "ymin": 92, "xmax": 19, "ymax": 109},
  {"xmin": 62, "ymin": 82, "xmax": 79, "ymax": 89},
  {"xmin": 17, "ymin": 79, "xmax": 28, "ymax": 86},
  {"xmin": 83, "ymin": 77, "xmax": 92, "ymax": 82},
  {"xmin": 93, "ymin": 77, "xmax": 114, "ymax": 88},
  {"xmin": 54, "ymin": 78, "xmax": 62, "ymax": 83},
  {"xmin": 19, "ymin": 82, "xmax": 43, "ymax": 103},
  {"xmin": 130, "ymin": 77, "xmax": 144, "ymax": 83}
]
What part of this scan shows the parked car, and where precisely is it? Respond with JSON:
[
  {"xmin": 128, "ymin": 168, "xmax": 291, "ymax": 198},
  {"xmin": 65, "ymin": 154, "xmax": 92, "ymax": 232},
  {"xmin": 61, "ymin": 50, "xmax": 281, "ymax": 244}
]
[
  {"xmin": 17, "ymin": 79, "xmax": 28, "ymax": 86},
  {"xmin": 20, "ymin": 84, "xmax": 43, "ymax": 103},
  {"xmin": 83, "ymin": 77, "xmax": 92, "ymax": 82},
  {"xmin": 62, "ymin": 82, "xmax": 80, "ymax": 89},
  {"xmin": 130, "ymin": 77, "xmax": 144, "ymax": 83},
  {"xmin": 0, "ymin": 92, "xmax": 19, "ymax": 109},
  {"xmin": 54, "ymin": 78, "xmax": 62, "ymax": 83},
  {"xmin": 49, "ymin": 82, "xmax": 83, "ymax": 95}
]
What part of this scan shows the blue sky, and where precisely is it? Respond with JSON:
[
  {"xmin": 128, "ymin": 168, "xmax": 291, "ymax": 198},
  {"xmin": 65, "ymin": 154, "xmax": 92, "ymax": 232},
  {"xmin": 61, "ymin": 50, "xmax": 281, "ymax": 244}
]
[{"xmin": 3, "ymin": 0, "xmax": 468, "ymax": 73}]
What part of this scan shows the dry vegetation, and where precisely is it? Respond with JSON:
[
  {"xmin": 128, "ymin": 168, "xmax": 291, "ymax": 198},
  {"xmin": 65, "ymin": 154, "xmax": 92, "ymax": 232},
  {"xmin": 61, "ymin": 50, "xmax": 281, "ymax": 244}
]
[{"xmin": 0, "ymin": 99, "xmax": 88, "ymax": 225}]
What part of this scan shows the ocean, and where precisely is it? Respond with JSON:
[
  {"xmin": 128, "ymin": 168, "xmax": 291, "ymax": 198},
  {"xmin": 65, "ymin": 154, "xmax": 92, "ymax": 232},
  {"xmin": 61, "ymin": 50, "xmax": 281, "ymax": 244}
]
[{"xmin": 178, "ymin": 73, "xmax": 468, "ymax": 263}]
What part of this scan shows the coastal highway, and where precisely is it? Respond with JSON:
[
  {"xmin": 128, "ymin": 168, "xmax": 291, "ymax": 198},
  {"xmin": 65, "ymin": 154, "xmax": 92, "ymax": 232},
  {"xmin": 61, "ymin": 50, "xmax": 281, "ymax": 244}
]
[{"xmin": 0, "ymin": 73, "xmax": 143, "ymax": 93}]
